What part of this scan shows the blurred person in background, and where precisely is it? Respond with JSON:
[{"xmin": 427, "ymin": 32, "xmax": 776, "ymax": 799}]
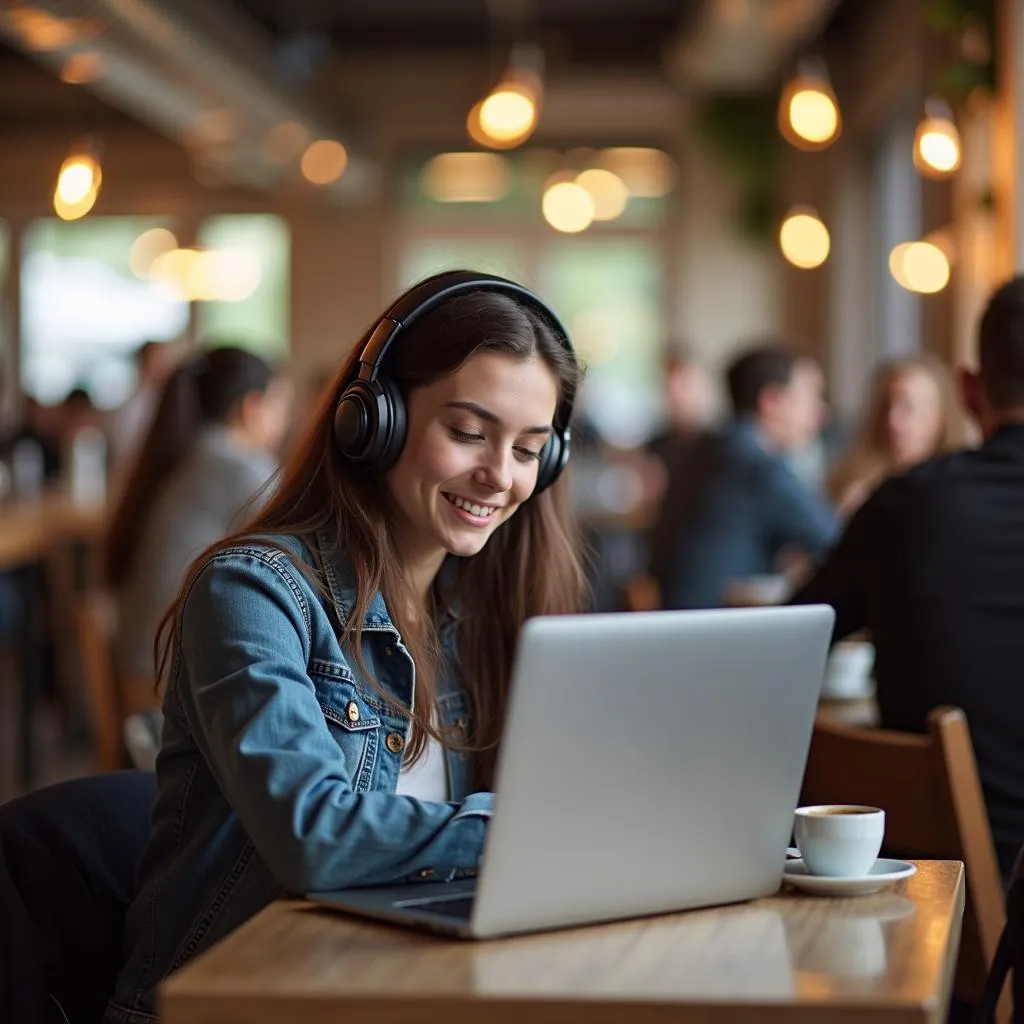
[
  {"xmin": 2, "ymin": 396, "xmax": 62, "ymax": 484},
  {"xmin": 792, "ymin": 277, "xmax": 1024, "ymax": 881},
  {"xmin": 108, "ymin": 340, "xmax": 181, "ymax": 481},
  {"xmin": 57, "ymin": 387, "xmax": 104, "ymax": 443},
  {"xmin": 650, "ymin": 342, "xmax": 838, "ymax": 609},
  {"xmin": 55, "ymin": 388, "xmax": 110, "ymax": 499},
  {"xmin": 105, "ymin": 347, "xmax": 293, "ymax": 717},
  {"xmin": 625, "ymin": 347, "xmax": 717, "ymax": 608},
  {"xmin": 829, "ymin": 354, "xmax": 971, "ymax": 517},
  {"xmin": 646, "ymin": 346, "xmax": 718, "ymax": 468},
  {"xmin": 787, "ymin": 396, "xmax": 848, "ymax": 499}
]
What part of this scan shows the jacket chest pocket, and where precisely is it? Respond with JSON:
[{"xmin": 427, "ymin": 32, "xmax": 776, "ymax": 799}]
[{"xmin": 310, "ymin": 663, "xmax": 384, "ymax": 793}]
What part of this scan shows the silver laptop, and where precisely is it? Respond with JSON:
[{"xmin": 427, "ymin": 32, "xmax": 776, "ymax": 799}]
[{"xmin": 308, "ymin": 604, "xmax": 835, "ymax": 938}]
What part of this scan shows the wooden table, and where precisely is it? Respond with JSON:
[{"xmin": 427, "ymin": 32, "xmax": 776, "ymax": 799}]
[
  {"xmin": 0, "ymin": 488, "xmax": 106, "ymax": 570},
  {"xmin": 160, "ymin": 860, "xmax": 964, "ymax": 1024},
  {"xmin": 0, "ymin": 488, "xmax": 108, "ymax": 784}
]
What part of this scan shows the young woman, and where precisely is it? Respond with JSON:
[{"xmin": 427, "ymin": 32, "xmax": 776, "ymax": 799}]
[
  {"xmin": 104, "ymin": 272, "xmax": 585, "ymax": 1024},
  {"xmin": 106, "ymin": 347, "xmax": 293, "ymax": 700},
  {"xmin": 829, "ymin": 354, "xmax": 971, "ymax": 517}
]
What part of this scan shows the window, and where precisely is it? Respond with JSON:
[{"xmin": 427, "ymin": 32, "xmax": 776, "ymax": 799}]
[
  {"xmin": 539, "ymin": 238, "xmax": 662, "ymax": 447},
  {"xmin": 400, "ymin": 239, "xmax": 528, "ymax": 289},
  {"xmin": 196, "ymin": 214, "xmax": 290, "ymax": 361},
  {"xmin": 21, "ymin": 217, "xmax": 187, "ymax": 407}
]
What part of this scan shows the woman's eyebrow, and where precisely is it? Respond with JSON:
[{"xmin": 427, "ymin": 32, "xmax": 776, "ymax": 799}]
[{"xmin": 443, "ymin": 400, "xmax": 552, "ymax": 436}]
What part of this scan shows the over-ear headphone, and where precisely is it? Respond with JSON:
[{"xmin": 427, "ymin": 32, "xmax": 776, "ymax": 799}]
[{"xmin": 333, "ymin": 270, "xmax": 576, "ymax": 495}]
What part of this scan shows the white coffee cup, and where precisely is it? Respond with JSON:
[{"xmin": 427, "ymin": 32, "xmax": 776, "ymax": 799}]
[
  {"xmin": 821, "ymin": 641, "xmax": 875, "ymax": 700},
  {"xmin": 793, "ymin": 805, "xmax": 885, "ymax": 877}
]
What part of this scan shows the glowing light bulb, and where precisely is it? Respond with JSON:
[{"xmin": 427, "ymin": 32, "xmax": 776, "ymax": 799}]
[
  {"xmin": 778, "ymin": 61, "xmax": 841, "ymax": 151},
  {"xmin": 542, "ymin": 181, "xmax": 594, "ymax": 234},
  {"xmin": 300, "ymin": 140, "xmax": 348, "ymax": 185},
  {"xmin": 779, "ymin": 208, "xmax": 830, "ymax": 269},
  {"xmin": 575, "ymin": 168, "xmax": 628, "ymax": 221},
  {"xmin": 889, "ymin": 242, "xmax": 950, "ymax": 294},
  {"xmin": 479, "ymin": 86, "xmax": 537, "ymax": 143},
  {"xmin": 53, "ymin": 146, "xmax": 102, "ymax": 220},
  {"xmin": 914, "ymin": 103, "xmax": 961, "ymax": 178},
  {"xmin": 129, "ymin": 228, "xmax": 178, "ymax": 279}
]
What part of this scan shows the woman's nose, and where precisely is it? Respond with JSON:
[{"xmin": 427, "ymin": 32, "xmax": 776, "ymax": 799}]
[{"xmin": 474, "ymin": 448, "xmax": 513, "ymax": 493}]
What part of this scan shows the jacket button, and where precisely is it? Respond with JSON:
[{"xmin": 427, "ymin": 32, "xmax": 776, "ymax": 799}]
[
  {"xmin": 418, "ymin": 867, "xmax": 436, "ymax": 879},
  {"xmin": 345, "ymin": 701, "xmax": 360, "ymax": 723},
  {"xmin": 385, "ymin": 646, "xmax": 394, "ymax": 657},
  {"xmin": 386, "ymin": 732, "xmax": 405, "ymax": 754}
]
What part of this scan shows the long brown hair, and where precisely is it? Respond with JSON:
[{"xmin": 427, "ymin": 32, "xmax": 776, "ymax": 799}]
[
  {"xmin": 829, "ymin": 354, "xmax": 971, "ymax": 505},
  {"xmin": 156, "ymin": 279, "xmax": 586, "ymax": 788},
  {"xmin": 106, "ymin": 346, "xmax": 275, "ymax": 586}
]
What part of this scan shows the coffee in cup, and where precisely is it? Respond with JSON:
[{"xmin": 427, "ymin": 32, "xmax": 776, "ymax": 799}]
[
  {"xmin": 793, "ymin": 805, "xmax": 884, "ymax": 877},
  {"xmin": 806, "ymin": 807, "xmax": 876, "ymax": 816}
]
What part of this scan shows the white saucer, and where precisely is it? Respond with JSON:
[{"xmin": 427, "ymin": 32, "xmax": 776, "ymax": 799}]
[{"xmin": 783, "ymin": 858, "xmax": 917, "ymax": 896}]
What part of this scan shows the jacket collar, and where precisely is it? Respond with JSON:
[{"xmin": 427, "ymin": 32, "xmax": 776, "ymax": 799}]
[
  {"xmin": 311, "ymin": 528, "xmax": 463, "ymax": 634},
  {"xmin": 312, "ymin": 529, "xmax": 394, "ymax": 632}
]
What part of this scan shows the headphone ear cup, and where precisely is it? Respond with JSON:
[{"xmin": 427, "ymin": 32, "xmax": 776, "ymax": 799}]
[
  {"xmin": 534, "ymin": 427, "xmax": 571, "ymax": 495},
  {"xmin": 333, "ymin": 381, "xmax": 375, "ymax": 461},
  {"xmin": 334, "ymin": 375, "xmax": 408, "ymax": 472},
  {"xmin": 370, "ymin": 375, "xmax": 407, "ymax": 473}
]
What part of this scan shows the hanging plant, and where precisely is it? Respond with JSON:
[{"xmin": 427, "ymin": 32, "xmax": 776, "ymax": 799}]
[
  {"xmin": 923, "ymin": 0, "xmax": 995, "ymax": 104},
  {"xmin": 695, "ymin": 94, "xmax": 782, "ymax": 246}
]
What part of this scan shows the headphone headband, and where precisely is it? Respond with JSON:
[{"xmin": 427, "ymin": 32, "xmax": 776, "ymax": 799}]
[
  {"xmin": 335, "ymin": 270, "xmax": 576, "ymax": 493},
  {"xmin": 355, "ymin": 272, "xmax": 573, "ymax": 408}
]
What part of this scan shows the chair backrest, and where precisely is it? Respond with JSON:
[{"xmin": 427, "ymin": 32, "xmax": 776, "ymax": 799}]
[
  {"xmin": 802, "ymin": 707, "xmax": 1009, "ymax": 1021},
  {"xmin": 73, "ymin": 591, "xmax": 121, "ymax": 772},
  {"xmin": 0, "ymin": 771, "xmax": 155, "ymax": 1024}
]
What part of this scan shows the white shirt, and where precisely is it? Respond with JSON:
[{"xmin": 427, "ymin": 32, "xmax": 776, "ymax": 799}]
[{"xmin": 395, "ymin": 735, "xmax": 448, "ymax": 801}]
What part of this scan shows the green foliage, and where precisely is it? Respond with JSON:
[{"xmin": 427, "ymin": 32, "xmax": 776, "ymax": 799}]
[
  {"xmin": 695, "ymin": 94, "xmax": 782, "ymax": 246},
  {"xmin": 935, "ymin": 59, "xmax": 995, "ymax": 103},
  {"xmin": 695, "ymin": 94, "xmax": 781, "ymax": 180},
  {"xmin": 923, "ymin": 0, "xmax": 992, "ymax": 34},
  {"xmin": 923, "ymin": 0, "xmax": 995, "ymax": 104}
]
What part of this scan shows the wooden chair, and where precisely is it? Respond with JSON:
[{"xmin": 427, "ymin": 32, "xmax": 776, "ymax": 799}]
[
  {"xmin": 72, "ymin": 590, "xmax": 122, "ymax": 772},
  {"xmin": 621, "ymin": 573, "xmax": 661, "ymax": 612},
  {"xmin": 801, "ymin": 707, "xmax": 1009, "ymax": 1022}
]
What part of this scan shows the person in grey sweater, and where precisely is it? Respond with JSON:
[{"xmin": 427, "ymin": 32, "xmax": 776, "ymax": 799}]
[{"xmin": 106, "ymin": 347, "xmax": 293, "ymax": 693}]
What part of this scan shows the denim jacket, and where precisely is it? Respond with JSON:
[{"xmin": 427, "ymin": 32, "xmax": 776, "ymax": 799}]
[{"xmin": 105, "ymin": 532, "xmax": 492, "ymax": 1024}]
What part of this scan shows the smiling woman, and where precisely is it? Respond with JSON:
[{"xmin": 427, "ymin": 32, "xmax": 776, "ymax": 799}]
[
  {"xmin": 387, "ymin": 351, "xmax": 559, "ymax": 585},
  {"xmin": 104, "ymin": 271, "xmax": 586, "ymax": 1024}
]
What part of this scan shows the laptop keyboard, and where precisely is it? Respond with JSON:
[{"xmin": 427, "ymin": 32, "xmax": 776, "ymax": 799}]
[{"xmin": 404, "ymin": 896, "xmax": 475, "ymax": 920}]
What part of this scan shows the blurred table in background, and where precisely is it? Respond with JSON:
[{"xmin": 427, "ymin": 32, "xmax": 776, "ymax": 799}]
[
  {"xmin": 0, "ymin": 487, "xmax": 106, "ymax": 569},
  {"xmin": 0, "ymin": 487, "xmax": 108, "ymax": 787}
]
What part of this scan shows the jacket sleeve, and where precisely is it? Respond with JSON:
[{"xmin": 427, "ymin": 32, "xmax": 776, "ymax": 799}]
[
  {"xmin": 176, "ymin": 550, "xmax": 492, "ymax": 894},
  {"xmin": 761, "ymin": 459, "xmax": 839, "ymax": 558}
]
